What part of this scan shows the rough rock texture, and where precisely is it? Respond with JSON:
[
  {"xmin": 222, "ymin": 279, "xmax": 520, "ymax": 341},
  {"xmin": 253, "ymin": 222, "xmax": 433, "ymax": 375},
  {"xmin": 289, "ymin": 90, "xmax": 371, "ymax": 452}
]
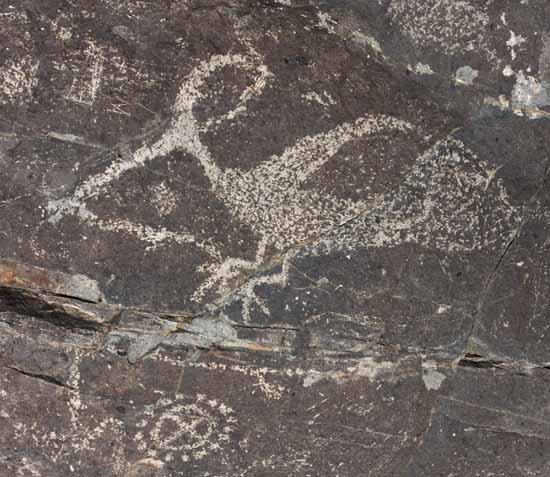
[{"xmin": 1, "ymin": 0, "xmax": 550, "ymax": 475}]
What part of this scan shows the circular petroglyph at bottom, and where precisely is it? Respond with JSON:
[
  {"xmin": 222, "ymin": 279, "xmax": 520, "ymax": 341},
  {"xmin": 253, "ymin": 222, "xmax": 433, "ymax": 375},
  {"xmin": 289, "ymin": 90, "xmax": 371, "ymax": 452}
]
[{"xmin": 135, "ymin": 394, "xmax": 237, "ymax": 463}]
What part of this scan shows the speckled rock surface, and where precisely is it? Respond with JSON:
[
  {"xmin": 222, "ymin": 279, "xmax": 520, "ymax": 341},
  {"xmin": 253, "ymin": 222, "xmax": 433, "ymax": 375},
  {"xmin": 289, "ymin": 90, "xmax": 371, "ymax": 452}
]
[{"xmin": 1, "ymin": 1, "xmax": 550, "ymax": 475}]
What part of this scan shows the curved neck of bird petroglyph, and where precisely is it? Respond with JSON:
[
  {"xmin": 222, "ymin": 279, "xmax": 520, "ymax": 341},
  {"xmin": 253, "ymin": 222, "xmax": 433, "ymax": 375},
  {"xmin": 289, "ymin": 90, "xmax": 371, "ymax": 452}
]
[
  {"xmin": 169, "ymin": 53, "xmax": 270, "ymax": 192},
  {"xmin": 170, "ymin": 110, "xmax": 225, "ymax": 190}
]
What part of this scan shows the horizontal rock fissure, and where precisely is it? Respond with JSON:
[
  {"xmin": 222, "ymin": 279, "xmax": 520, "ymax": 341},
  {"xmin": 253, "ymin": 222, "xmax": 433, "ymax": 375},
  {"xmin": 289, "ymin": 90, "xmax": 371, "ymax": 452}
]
[{"xmin": 4, "ymin": 365, "xmax": 74, "ymax": 391}]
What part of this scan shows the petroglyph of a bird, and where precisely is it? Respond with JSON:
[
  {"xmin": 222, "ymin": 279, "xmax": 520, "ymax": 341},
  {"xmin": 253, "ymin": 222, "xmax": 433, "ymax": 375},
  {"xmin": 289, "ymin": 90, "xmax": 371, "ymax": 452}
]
[{"xmin": 48, "ymin": 51, "xmax": 519, "ymax": 320}]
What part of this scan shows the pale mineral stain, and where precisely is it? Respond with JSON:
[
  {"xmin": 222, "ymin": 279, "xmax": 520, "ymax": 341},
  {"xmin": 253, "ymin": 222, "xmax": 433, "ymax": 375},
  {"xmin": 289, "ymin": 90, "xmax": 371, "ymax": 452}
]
[
  {"xmin": 410, "ymin": 62, "xmax": 435, "ymax": 75},
  {"xmin": 484, "ymin": 95, "xmax": 510, "ymax": 110},
  {"xmin": 422, "ymin": 360, "xmax": 446, "ymax": 390},
  {"xmin": 502, "ymin": 64, "xmax": 514, "ymax": 77},
  {"xmin": 511, "ymin": 71, "xmax": 550, "ymax": 110},
  {"xmin": 303, "ymin": 356, "xmax": 398, "ymax": 387},
  {"xmin": 455, "ymin": 66, "xmax": 479, "ymax": 85},
  {"xmin": 349, "ymin": 30, "xmax": 383, "ymax": 54},
  {"xmin": 539, "ymin": 31, "xmax": 550, "ymax": 81}
]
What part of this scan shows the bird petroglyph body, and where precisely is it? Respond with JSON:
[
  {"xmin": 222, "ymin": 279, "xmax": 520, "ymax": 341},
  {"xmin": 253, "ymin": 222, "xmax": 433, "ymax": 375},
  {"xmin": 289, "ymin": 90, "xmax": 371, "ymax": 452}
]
[{"xmin": 47, "ymin": 48, "xmax": 518, "ymax": 320}]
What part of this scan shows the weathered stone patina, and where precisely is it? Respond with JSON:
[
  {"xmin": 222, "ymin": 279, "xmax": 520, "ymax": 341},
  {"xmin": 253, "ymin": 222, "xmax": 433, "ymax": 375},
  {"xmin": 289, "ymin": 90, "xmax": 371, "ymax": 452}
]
[{"xmin": 1, "ymin": 0, "xmax": 550, "ymax": 475}]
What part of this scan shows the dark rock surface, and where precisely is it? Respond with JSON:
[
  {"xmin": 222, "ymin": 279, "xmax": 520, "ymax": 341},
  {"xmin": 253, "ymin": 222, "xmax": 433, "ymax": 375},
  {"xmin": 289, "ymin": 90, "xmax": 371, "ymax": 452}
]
[{"xmin": 1, "ymin": 1, "xmax": 550, "ymax": 475}]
